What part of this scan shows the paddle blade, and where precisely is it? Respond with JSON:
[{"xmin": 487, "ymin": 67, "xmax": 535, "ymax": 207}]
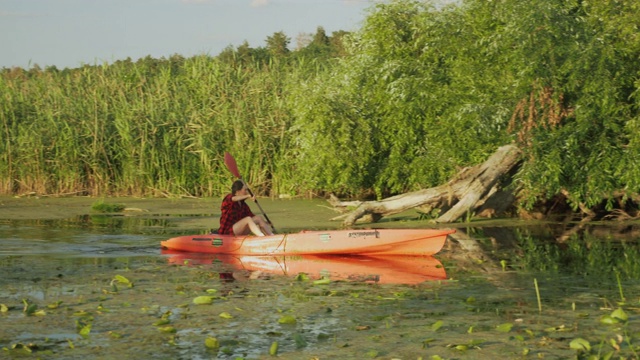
[{"xmin": 224, "ymin": 152, "xmax": 241, "ymax": 178}]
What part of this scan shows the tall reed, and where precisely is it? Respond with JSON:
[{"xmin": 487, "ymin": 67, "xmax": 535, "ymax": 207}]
[{"xmin": 0, "ymin": 54, "xmax": 309, "ymax": 197}]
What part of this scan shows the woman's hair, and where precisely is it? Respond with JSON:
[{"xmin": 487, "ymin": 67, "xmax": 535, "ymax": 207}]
[{"xmin": 231, "ymin": 179, "xmax": 245, "ymax": 194}]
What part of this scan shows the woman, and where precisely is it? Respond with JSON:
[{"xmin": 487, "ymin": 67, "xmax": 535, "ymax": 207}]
[{"xmin": 218, "ymin": 180, "xmax": 274, "ymax": 237}]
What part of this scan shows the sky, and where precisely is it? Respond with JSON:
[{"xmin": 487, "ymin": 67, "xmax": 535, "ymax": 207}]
[{"xmin": 0, "ymin": 0, "xmax": 376, "ymax": 70}]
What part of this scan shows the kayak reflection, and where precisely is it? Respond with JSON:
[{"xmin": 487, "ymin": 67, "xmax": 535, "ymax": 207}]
[{"xmin": 162, "ymin": 250, "xmax": 446, "ymax": 284}]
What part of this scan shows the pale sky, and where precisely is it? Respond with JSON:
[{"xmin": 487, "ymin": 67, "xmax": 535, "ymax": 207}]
[{"xmin": 0, "ymin": 0, "xmax": 376, "ymax": 69}]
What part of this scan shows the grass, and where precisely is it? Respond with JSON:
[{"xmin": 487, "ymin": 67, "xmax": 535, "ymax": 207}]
[{"xmin": 91, "ymin": 200, "xmax": 126, "ymax": 213}]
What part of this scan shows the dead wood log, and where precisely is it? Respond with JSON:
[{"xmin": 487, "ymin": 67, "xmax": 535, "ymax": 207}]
[{"xmin": 334, "ymin": 144, "xmax": 522, "ymax": 226}]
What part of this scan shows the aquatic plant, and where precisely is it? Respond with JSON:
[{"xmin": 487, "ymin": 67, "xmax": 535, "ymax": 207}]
[{"xmin": 92, "ymin": 200, "xmax": 126, "ymax": 213}]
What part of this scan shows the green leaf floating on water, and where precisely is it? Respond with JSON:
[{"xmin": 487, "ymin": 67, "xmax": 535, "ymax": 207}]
[
  {"xmin": 313, "ymin": 278, "xmax": 331, "ymax": 285},
  {"xmin": 431, "ymin": 320, "xmax": 443, "ymax": 332},
  {"xmin": 112, "ymin": 275, "xmax": 133, "ymax": 288},
  {"xmin": 600, "ymin": 315, "xmax": 619, "ymax": 325},
  {"xmin": 269, "ymin": 341, "xmax": 278, "ymax": 356},
  {"xmin": 47, "ymin": 301, "xmax": 63, "ymax": 309},
  {"xmin": 496, "ymin": 323, "xmax": 513, "ymax": 333},
  {"xmin": 219, "ymin": 312, "xmax": 233, "ymax": 319},
  {"xmin": 78, "ymin": 323, "xmax": 92, "ymax": 338},
  {"xmin": 599, "ymin": 308, "xmax": 628, "ymax": 325},
  {"xmin": 569, "ymin": 338, "xmax": 591, "ymax": 352},
  {"xmin": 193, "ymin": 296, "xmax": 214, "ymax": 305},
  {"xmin": 611, "ymin": 307, "xmax": 628, "ymax": 322},
  {"xmin": 158, "ymin": 326, "xmax": 177, "ymax": 333},
  {"xmin": 205, "ymin": 337, "xmax": 220, "ymax": 350},
  {"xmin": 1, "ymin": 303, "xmax": 8, "ymax": 312},
  {"xmin": 278, "ymin": 315, "xmax": 297, "ymax": 324},
  {"xmin": 22, "ymin": 300, "xmax": 38, "ymax": 316}
]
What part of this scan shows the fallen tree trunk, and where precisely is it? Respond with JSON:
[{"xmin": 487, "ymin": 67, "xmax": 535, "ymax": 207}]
[{"xmin": 331, "ymin": 144, "xmax": 522, "ymax": 225}]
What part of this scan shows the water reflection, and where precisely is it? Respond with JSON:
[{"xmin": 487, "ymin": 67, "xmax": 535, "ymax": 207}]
[
  {"xmin": 453, "ymin": 226, "xmax": 640, "ymax": 276},
  {"xmin": 3, "ymin": 214, "xmax": 640, "ymax": 359},
  {"xmin": 0, "ymin": 214, "xmax": 179, "ymax": 234},
  {"xmin": 161, "ymin": 251, "xmax": 447, "ymax": 285}
]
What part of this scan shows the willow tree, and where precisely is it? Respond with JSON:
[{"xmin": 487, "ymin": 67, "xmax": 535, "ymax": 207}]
[
  {"xmin": 490, "ymin": 0, "xmax": 638, "ymax": 218},
  {"xmin": 289, "ymin": 0, "xmax": 640, "ymax": 219},
  {"xmin": 287, "ymin": 0, "xmax": 513, "ymax": 199}
]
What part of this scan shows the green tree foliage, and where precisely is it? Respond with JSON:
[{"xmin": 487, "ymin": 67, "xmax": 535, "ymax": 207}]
[
  {"xmin": 266, "ymin": 31, "xmax": 291, "ymax": 57},
  {"xmin": 1, "ymin": 0, "xmax": 639, "ymax": 215},
  {"xmin": 296, "ymin": 27, "xmax": 332, "ymax": 58},
  {"xmin": 289, "ymin": 0, "xmax": 640, "ymax": 209},
  {"xmin": 288, "ymin": 0, "xmax": 513, "ymax": 198},
  {"xmin": 495, "ymin": 0, "xmax": 640, "ymax": 210}
]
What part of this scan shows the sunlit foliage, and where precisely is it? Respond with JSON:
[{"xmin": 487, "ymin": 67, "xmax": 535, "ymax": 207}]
[{"xmin": 1, "ymin": 0, "xmax": 639, "ymax": 213}]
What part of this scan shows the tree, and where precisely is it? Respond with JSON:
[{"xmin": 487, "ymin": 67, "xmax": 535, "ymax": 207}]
[
  {"xmin": 266, "ymin": 31, "xmax": 290, "ymax": 57},
  {"xmin": 289, "ymin": 0, "xmax": 640, "ymax": 219}
]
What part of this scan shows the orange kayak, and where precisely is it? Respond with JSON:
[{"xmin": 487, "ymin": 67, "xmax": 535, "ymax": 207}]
[
  {"xmin": 160, "ymin": 228, "xmax": 455, "ymax": 256},
  {"xmin": 162, "ymin": 251, "xmax": 447, "ymax": 284}
]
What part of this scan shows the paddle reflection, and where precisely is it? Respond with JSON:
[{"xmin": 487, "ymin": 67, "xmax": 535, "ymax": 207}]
[{"xmin": 162, "ymin": 250, "xmax": 446, "ymax": 284}]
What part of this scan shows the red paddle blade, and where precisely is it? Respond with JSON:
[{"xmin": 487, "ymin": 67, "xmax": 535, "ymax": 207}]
[{"xmin": 224, "ymin": 152, "xmax": 241, "ymax": 178}]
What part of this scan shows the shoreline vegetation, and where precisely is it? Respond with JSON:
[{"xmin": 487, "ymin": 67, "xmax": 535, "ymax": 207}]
[{"xmin": 2, "ymin": 0, "xmax": 639, "ymax": 223}]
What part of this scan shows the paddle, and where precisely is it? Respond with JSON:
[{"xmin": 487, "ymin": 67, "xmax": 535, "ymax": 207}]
[{"xmin": 224, "ymin": 152, "xmax": 276, "ymax": 232}]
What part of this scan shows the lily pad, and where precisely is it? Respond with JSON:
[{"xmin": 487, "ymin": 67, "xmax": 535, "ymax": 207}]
[
  {"xmin": 496, "ymin": 323, "xmax": 513, "ymax": 333},
  {"xmin": 193, "ymin": 296, "xmax": 214, "ymax": 305},
  {"xmin": 269, "ymin": 341, "xmax": 278, "ymax": 356},
  {"xmin": 313, "ymin": 278, "xmax": 331, "ymax": 285},
  {"xmin": 569, "ymin": 338, "xmax": 591, "ymax": 352},
  {"xmin": 112, "ymin": 275, "xmax": 133, "ymax": 288},
  {"xmin": 219, "ymin": 312, "xmax": 233, "ymax": 319},
  {"xmin": 278, "ymin": 315, "xmax": 297, "ymax": 324},
  {"xmin": 600, "ymin": 315, "xmax": 619, "ymax": 325},
  {"xmin": 611, "ymin": 308, "xmax": 628, "ymax": 322},
  {"xmin": 431, "ymin": 320, "xmax": 443, "ymax": 332},
  {"xmin": 78, "ymin": 323, "xmax": 92, "ymax": 338}
]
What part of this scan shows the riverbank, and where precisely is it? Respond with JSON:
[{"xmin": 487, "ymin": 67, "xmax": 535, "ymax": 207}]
[{"xmin": 0, "ymin": 196, "xmax": 212, "ymax": 220}]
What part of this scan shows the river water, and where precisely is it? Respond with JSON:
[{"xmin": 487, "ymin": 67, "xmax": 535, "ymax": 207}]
[{"xmin": 1, "ymin": 199, "xmax": 639, "ymax": 359}]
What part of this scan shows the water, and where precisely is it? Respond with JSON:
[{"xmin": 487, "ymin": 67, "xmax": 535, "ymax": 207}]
[{"xmin": 1, "ymin": 207, "xmax": 640, "ymax": 359}]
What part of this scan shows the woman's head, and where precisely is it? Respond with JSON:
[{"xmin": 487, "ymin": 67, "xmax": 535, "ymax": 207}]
[{"xmin": 231, "ymin": 180, "xmax": 245, "ymax": 195}]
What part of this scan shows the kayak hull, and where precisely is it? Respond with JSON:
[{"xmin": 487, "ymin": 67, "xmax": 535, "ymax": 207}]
[{"xmin": 160, "ymin": 228, "xmax": 455, "ymax": 256}]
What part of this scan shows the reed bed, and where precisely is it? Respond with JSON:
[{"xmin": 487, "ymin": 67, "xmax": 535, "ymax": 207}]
[
  {"xmin": 0, "ymin": 56, "xmax": 306, "ymax": 197},
  {"xmin": 3, "ymin": 0, "xmax": 639, "ymax": 207}
]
